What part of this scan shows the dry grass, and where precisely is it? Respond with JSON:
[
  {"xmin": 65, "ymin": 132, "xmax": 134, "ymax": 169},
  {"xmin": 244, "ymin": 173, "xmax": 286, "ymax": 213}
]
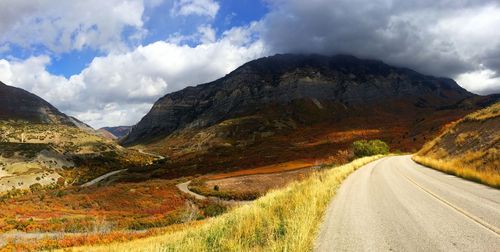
[
  {"xmin": 207, "ymin": 160, "xmax": 314, "ymax": 180},
  {"xmin": 414, "ymin": 102, "xmax": 500, "ymax": 188},
  {"xmin": 191, "ymin": 168, "xmax": 315, "ymax": 201},
  {"xmin": 464, "ymin": 102, "xmax": 500, "ymax": 121},
  {"xmin": 64, "ymin": 155, "xmax": 384, "ymax": 252},
  {"xmin": 412, "ymin": 155, "xmax": 500, "ymax": 188}
]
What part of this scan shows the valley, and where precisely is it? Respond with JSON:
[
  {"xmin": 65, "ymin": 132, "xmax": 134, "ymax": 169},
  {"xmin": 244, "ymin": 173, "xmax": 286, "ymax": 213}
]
[{"xmin": 0, "ymin": 55, "xmax": 498, "ymax": 251}]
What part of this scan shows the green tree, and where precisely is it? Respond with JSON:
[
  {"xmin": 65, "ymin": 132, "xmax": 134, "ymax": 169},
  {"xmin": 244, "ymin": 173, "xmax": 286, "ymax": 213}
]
[{"xmin": 352, "ymin": 140, "xmax": 389, "ymax": 157}]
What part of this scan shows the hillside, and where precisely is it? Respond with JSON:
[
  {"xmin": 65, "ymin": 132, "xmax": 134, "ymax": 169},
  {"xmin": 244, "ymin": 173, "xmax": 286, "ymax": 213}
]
[
  {"xmin": 413, "ymin": 102, "xmax": 500, "ymax": 187},
  {"xmin": 0, "ymin": 81, "xmax": 73, "ymax": 124},
  {"xmin": 120, "ymin": 54, "xmax": 497, "ymax": 178},
  {"xmin": 0, "ymin": 82, "xmax": 153, "ymax": 193},
  {"xmin": 100, "ymin": 126, "xmax": 132, "ymax": 139}
]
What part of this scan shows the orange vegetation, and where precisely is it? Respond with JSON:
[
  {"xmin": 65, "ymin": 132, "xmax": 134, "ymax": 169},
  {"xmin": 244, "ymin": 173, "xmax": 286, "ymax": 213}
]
[
  {"xmin": 1, "ymin": 221, "xmax": 204, "ymax": 252},
  {"xmin": 0, "ymin": 180, "xmax": 187, "ymax": 234},
  {"xmin": 136, "ymin": 99, "xmax": 478, "ymax": 182}
]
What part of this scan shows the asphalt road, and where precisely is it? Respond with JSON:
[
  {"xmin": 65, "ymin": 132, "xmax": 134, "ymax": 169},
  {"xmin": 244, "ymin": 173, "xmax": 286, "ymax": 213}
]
[
  {"xmin": 315, "ymin": 155, "xmax": 500, "ymax": 252},
  {"xmin": 176, "ymin": 181, "xmax": 207, "ymax": 200},
  {"xmin": 80, "ymin": 169, "xmax": 127, "ymax": 187}
]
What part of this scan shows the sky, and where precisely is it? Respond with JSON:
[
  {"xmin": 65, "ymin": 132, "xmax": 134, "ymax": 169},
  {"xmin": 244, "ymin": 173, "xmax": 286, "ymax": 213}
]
[{"xmin": 0, "ymin": 0, "xmax": 499, "ymax": 128}]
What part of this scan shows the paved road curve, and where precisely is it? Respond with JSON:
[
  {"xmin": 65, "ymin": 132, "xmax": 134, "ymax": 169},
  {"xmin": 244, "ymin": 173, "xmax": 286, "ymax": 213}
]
[
  {"xmin": 80, "ymin": 169, "xmax": 127, "ymax": 187},
  {"xmin": 315, "ymin": 155, "xmax": 500, "ymax": 251}
]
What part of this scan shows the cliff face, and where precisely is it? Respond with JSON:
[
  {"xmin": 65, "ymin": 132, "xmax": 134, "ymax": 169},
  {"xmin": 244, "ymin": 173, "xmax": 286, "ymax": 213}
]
[
  {"xmin": 122, "ymin": 54, "xmax": 472, "ymax": 146},
  {"xmin": 0, "ymin": 81, "xmax": 73, "ymax": 124}
]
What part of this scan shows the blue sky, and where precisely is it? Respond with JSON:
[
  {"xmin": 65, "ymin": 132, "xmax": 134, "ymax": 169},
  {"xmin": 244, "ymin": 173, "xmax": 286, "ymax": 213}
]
[
  {"xmin": 0, "ymin": 0, "xmax": 499, "ymax": 128},
  {"xmin": 4, "ymin": 0, "xmax": 269, "ymax": 78}
]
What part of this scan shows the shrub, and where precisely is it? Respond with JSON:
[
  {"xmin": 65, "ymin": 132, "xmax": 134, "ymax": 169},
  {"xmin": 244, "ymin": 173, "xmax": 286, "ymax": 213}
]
[
  {"xmin": 352, "ymin": 139, "xmax": 389, "ymax": 157},
  {"xmin": 29, "ymin": 183, "xmax": 43, "ymax": 192},
  {"xmin": 201, "ymin": 201, "xmax": 227, "ymax": 217}
]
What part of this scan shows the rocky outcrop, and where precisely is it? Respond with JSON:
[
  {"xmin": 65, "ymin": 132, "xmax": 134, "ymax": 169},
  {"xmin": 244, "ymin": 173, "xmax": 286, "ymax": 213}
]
[{"xmin": 122, "ymin": 54, "xmax": 474, "ymax": 146}]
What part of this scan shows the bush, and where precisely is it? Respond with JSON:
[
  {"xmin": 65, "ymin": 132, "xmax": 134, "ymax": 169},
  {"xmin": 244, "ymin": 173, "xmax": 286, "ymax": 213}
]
[
  {"xmin": 201, "ymin": 201, "xmax": 227, "ymax": 217},
  {"xmin": 352, "ymin": 140, "xmax": 389, "ymax": 157}
]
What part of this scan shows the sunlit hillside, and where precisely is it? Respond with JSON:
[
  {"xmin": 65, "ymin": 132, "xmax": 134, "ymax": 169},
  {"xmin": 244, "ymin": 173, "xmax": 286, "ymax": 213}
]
[{"xmin": 413, "ymin": 102, "xmax": 500, "ymax": 188}]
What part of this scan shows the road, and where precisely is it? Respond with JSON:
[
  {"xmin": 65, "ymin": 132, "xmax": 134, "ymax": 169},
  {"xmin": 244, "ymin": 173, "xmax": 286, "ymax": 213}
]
[
  {"xmin": 80, "ymin": 149, "xmax": 165, "ymax": 188},
  {"xmin": 138, "ymin": 148, "xmax": 165, "ymax": 160},
  {"xmin": 80, "ymin": 169, "xmax": 127, "ymax": 187},
  {"xmin": 176, "ymin": 180, "xmax": 252, "ymax": 204},
  {"xmin": 176, "ymin": 181, "xmax": 208, "ymax": 200},
  {"xmin": 315, "ymin": 155, "xmax": 500, "ymax": 251}
]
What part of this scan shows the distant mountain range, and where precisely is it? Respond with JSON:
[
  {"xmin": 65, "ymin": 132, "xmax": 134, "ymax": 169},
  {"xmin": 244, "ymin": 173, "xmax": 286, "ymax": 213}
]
[
  {"xmin": 120, "ymin": 54, "xmax": 498, "ymax": 177},
  {"xmin": 99, "ymin": 126, "xmax": 132, "ymax": 139}
]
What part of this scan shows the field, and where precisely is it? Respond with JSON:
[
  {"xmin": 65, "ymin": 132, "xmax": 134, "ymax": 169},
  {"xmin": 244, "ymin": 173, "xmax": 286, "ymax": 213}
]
[
  {"xmin": 413, "ymin": 102, "xmax": 500, "ymax": 188},
  {"xmin": 190, "ymin": 167, "xmax": 316, "ymax": 200},
  {"xmin": 0, "ymin": 178, "xmax": 222, "ymax": 250},
  {"xmin": 65, "ymin": 155, "xmax": 384, "ymax": 251}
]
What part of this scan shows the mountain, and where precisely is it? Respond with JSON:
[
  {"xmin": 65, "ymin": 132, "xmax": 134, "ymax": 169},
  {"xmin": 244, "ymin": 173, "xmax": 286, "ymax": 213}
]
[
  {"xmin": 413, "ymin": 102, "xmax": 500, "ymax": 188},
  {"xmin": 0, "ymin": 81, "xmax": 73, "ymax": 124},
  {"xmin": 100, "ymin": 126, "xmax": 132, "ymax": 139},
  {"xmin": 97, "ymin": 128, "xmax": 118, "ymax": 139},
  {"xmin": 121, "ymin": 54, "xmax": 497, "ymax": 178}
]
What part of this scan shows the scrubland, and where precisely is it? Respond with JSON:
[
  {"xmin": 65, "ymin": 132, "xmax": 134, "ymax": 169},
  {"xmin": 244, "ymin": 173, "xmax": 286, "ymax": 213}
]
[{"xmin": 66, "ymin": 155, "xmax": 384, "ymax": 252}]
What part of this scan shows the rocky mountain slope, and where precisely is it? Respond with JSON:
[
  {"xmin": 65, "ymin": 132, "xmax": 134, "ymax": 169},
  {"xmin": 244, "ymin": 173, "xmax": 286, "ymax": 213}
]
[
  {"xmin": 413, "ymin": 102, "xmax": 500, "ymax": 187},
  {"xmin": 123, "ymin": 54, "xmax": 474, "ymax": 145},
  {"xmin": 121, "ymin": 54, "xmax": 497, "ymax": 178},
  {"xmin": 0, "ymin": 81, "xmax": 73, "ymax": 124},
  {"xmin": 0, "ymin": 82, "xmax": 152, "ymax": 193}
]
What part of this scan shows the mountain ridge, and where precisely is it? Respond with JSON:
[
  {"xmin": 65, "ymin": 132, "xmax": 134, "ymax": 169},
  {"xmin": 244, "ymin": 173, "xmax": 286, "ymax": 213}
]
[
  {"xmin": 121, "ymin": 54, "xmax": 474, "ymax": 146},
  {"xmin": 118, "ymin": 54, "xmax": 497, "ymax": 179},
  {"xmin": 0, "ymin": 81, "xmax": 74, "ymax": 125}
]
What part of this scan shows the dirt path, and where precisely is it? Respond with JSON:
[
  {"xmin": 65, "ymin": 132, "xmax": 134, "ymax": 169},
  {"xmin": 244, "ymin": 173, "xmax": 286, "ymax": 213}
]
[{"xmin": 176, "ymin": 180, "xmax": 251, "ymax": 204}]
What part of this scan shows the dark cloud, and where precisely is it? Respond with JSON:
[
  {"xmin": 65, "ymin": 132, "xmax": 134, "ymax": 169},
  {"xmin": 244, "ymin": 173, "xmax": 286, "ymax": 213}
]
[{"xmin": 261, "ymin": 0, "xmax": 500, "ymax": 94}]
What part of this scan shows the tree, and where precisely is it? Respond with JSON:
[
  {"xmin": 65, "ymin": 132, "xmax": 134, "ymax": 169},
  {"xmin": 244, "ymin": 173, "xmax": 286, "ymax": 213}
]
[{"xmin": 352, "ymin": 139, "xmax": 389, "ymax": 157}]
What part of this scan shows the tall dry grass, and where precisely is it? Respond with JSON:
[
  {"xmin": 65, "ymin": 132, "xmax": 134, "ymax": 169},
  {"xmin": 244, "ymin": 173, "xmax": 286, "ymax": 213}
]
[
  {"xmin": 412, "ymin": 154, "xmax": 500, "ymax": 188},
  {"xmin": 413, "ymin": 102, "xmax": 500, "ymax": 189},
  {"xmin": 64, "ymin": 155, "xmax": 384, "ymax": 252}
]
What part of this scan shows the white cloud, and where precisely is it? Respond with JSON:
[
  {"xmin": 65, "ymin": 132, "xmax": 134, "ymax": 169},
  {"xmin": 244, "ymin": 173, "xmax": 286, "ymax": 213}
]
[
  {"xmin": 0, "ymin": 0, "xmax": 148, "ymax": 53},
  {"xmin": 0, "ymin": 23, "xmax": 266, "ymax": 128},
  {"xmin": 1, "ymin": 0, "xmax": 499, "ymax": 130},
  {"xmin": 171, "ymin": 0, "xmax": 220, "ymax": 19},
  {"xmin": 456, "ymin": 69, "xmax": 500, "ymax": 95}
]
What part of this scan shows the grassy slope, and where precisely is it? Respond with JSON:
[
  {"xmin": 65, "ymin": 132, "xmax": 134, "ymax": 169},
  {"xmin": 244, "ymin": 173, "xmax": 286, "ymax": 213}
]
[
  {"xmin": 66, "ymin": 155, "xmax": 384, "ymax": 252},
  {"xmin": 413, "ymin": 102, "xmax": 500, "ymax": 188}
]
